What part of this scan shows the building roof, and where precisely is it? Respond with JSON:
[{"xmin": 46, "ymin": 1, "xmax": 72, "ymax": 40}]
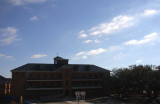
[
  {"xmin": 54, "ymin": 56, "xmax": 68, "ymax": 60},
  {"xmin": 11, "ymin": 63, "xmax": 109, "ymax": 72},
  {"xmin": 11, "ymin": 56, "xmax": 109, "ymax": 72},
  {"xmin": 0, "ymin": 75, "xmax": 6, "ymax": 81},
  {"xmin": 0, "ymin": 75, "xmax": 11, "ymax": 83}
]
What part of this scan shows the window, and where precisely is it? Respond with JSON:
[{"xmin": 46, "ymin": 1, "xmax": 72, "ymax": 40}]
[
  {"xmin": 94, "ymin": 74, "xmax": 98, "ymax": 78},
  {"xmin": 57, "ymin": 73, "xmax": 62, "ymax": 79},
  {"xmin": 100, "ymin": 73, "xmax": 104, "ymax": 78},
  {"xmin": 82, "ymin": 74, "xmax": 86, "ymax": 79},
  {"xmin": 36, "ymin": 82, "xmax": 40, "ymax": 87},
  {"xmin": 29, "ymin": 73, "xmax": 33, "ymax": 79},
  {"xmin": 43, "ymin": 73, "xmax": 48, "ymax": 79},
  {"xmin": 65, "ymin": 70, "xmax": 69, "ymax": 77},
  {"xmin": 76, "ymin": 73, "xmax": 80, "ymax": 79},
  {"xmin": 21, "ymin": 73, "xmax": 26, "ymax": 78},
  {"xmin": 36, "ymin": 73, "xmax": 40, "ymax": 79},
  {"xmin": 51, "ymin": 83, "xmax": 54, "ymax": 87},
  {"xmin": 66, "ymin": 80, "xmax": 69, "ymax": 86},
  {"xmin": 89, "ymin": 73, "xmax": 92, "ymax": 78},
  {"xmin": 50, "ymin": 73, "xmax": 54, "ymax": 79}
]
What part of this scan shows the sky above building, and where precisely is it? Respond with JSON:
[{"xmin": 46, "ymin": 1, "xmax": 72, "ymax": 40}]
[{"xmin": 0, "ymin": 0, "xmax": 160, "ymax": 78}]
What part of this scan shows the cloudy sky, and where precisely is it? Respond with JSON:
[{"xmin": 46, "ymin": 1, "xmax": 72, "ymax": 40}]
[{"xmin": 0, "ymin": 0, "xmax": 160, "ymax": 77}]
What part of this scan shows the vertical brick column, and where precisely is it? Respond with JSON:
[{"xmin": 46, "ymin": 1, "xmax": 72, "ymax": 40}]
[
  {"xmin": 62, "ymin": 66, "xmax": 72, "ymax": 97},
  {"xmin": 11, "ymin": 72, "xmax": 26, "ymax": 97}
]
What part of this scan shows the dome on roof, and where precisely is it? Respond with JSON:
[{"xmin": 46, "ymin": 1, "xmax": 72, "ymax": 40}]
[
  {"xmin": 53, "ymin": 56, "xmax": 69, "ymax": 65},
  {"xmin": 54, "ymin": 56, "xmax": 63, "ymax": 60}
]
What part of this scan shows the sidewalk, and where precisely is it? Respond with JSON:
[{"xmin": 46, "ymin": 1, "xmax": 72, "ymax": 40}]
[{"xmin": 26, "ymin": 97, "xmax": 127, "ymax": 104}]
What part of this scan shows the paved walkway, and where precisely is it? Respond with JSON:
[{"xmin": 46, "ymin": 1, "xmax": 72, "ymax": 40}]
[{"xmin": 27, "ymin": 97, "xmax": 127, "ymax": 104}]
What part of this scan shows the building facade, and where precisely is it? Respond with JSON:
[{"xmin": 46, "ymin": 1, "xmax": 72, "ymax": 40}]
[
  {"xmin": 11, "ymin": 56, "xmax": 110, "ymax": 99},
  {"xmin": 0, "ymin": 75, "xmax": 11, "ymax": 96}
]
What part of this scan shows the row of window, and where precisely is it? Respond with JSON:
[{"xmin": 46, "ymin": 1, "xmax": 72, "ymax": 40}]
[
  {"xmin": 27, "ymin": 82, "xmax": 62, "ymax": 88},
  {"xmin": 0, "ymin": 83, "xmax": 11, "ymax": 88},
  {"xmin": 20, "ymin": 72, "xmax": 104, "ymax": 79},
  {"xmin": 22, "ymin": 73, "xmax": 62, "ymax": 79},
  {"xmin": 71, "ymin": 73, "xmax": 104, "ymax": 79},
  {"xmin": 26, "ymin": 81, "xmax": 101, "ymax": 88},
  {"xmin": 72, "ymin": 81, "xmax": 101, "ymax": 87}
]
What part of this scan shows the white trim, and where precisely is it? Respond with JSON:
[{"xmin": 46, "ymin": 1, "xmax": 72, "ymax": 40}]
[
  {"xmin": 11, "ymin": 71, "xmax": 61, "ymax": 72},
  {"xmin": 27, "ymin": 80, "xmax": 62, "ymax": 81},
  {"xmin": 72, "ymin": 79, "xmax": 101, "ymax": 81},
  {"xmin": 26, "ymin": 88, "xmax": 63, "ymax": 90},
  {"xmin": 72, "ymin": 86, "xmax": 102, "ymax": 89}
]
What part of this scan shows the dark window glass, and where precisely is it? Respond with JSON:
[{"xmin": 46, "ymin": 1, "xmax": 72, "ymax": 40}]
[
  {"xmin": 100, "ymin": 73, "xmax": 103, "ymax": 78},
  {"xmin": 65, "ymin": 70, "xmax": 69, "ymax": 77},
  {"xmin": 43, "ymin": 73, "xmax": 48, "ymax": 79},
  {"xmin": 36, "ymin": 82, "xmax": 40, "ymax": 87},
  {"xmin": 21, "ymin": 73, "xmax": 25, "ymax": 78},
  {"xmin": 66, "ymin": 81, "xmax": 68, "ymax": 86},
  {"xmin": 82, "ymin": 74, "xmax": 86, "ymax": 78},
  {"xmin": 57, "ymin": 73, "xmax": 62, "ymax": 79},
  {"xmin": 94, "ymin": 74, "xmax": 98, "ymax": 78},
  {"xmin": 50, "ymin": 73, "xmax": 54, "ymax": 79},
  {"xmin": 36, "ymin": 73, "xmax": 40, "ymax": 79},
  {"xmin": 29, "ymin": 74, "xmax": 33, "ymax": 79},
  {"xmin": 51, "ymin": 83, "xmax": 54, "ymax": 87},
  {"xmin": 89, "ymin": 74, "xmax": 92, "ymax": 78},
  {"xmin": 76, "ymin": 73, "xmax": 80, "ymax": 79}
]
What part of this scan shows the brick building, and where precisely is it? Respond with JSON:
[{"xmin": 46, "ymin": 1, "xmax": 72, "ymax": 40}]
[
  {"xmin": 0, "ymin": 75, "xmax": 11, "ymax": 96},
  {"xmin": 11, "ymin": 56, "xmax": 110, "ymax": 99}
]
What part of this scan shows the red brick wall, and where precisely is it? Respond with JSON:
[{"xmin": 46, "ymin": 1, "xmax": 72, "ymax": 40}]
[
  {"xmin": 62, "ymin": 67, "xmax": 72, "ymax": 97},
  {"xmin": 11, "ymin": 70, "xmax": 110, "ymax": 98},
  {"xmin": 0, "ymin": 83, "xmax": 11, "ymax": 95}
]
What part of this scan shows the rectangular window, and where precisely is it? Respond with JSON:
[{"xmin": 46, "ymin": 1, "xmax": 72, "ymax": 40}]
[
  {"xmin": 89, "ymin": 74, "xmax": 92, "ymax": 78},
  {"xmin": 43, "ymin": 73, "xmax": 48, "ymax": 79},
  {"xmin": 21, "ymin": 73, "xmax": 26, "ymax": 78},
  {"xmin": 57, "ymin": 73, "xmax": 62, "ymax": 79},
  {"xmin": 50, "ymin": 73, "xmax": 54, "ymax": 79},
  {"xmin": 94, "ymin": 74, "xmax": 98, "ymax": 78},
  {"xmin": 36, "ymin": 73, "xmax": 40, "ymax": 79},
  {"xmin": 65, "ymin": 70, "xmax": 69, "ymax": 77},
  {"xmin": 66, "ymin": 80, "xmax": 69, "ymax": 86},
  {"xmin": 29, "ymin": 74, "xmax": 33, "ymax": 79}
]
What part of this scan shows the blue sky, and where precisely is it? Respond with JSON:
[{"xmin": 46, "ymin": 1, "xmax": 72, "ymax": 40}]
[{"xmin": 0, "ymin": 0, "xmax": 160, "ymax": 78}]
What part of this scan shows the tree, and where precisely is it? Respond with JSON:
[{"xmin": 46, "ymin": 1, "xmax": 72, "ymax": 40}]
[{"xmin": 110, "ymin": 65, "xmax": 160, "ymax": 102}]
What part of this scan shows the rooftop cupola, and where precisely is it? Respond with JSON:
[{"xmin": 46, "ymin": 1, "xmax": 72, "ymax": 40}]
[{"xmin": 54, "ymin": 56, "xmax": 69, "ymax": 66}]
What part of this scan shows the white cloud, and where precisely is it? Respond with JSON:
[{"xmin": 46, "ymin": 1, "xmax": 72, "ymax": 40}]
[
  {"xmin": 78, "ymin": 9, "xmax": 159, "ymax": 39},
  {"xmin": 83, "ymin": 40, "xmax": 92, "ymax": 43},
  {"xmin": 74, "ymin": 48, "xmax": 106, "ymax": 59},
  {"xmin": 79, "ymin": 34, "xmax": 88, "ymax": 38},
  {"xmin": 143, "ymin": 9, "xmax": 159, "ymax": 16},
  {"xmin": 136, "ymin": 59, "xmax": 142, "ymax": 63},
  {"xmin": 5, "ymin": 56, "xmax": 13, "ymax": 59},
  {"xmin": 107, "ymin": 46, "xmax": 121, "ymax": 52},
  {"xmin": 0, "ymin": 53, "xmax": 13, "ymax": 60},
  {"xmin": 0, "ymin": 53, "xmax": 5, "ymax": 57},
  {"xmin": 94, "ymin": 39, "xmax": 101, "ymax": 43},
  {"xmin": 8, "ymin": 0, "xmax": 47, "ymax": 5},
  {"xmin": 89, "ymin": 15, "xmax": 134, "ymax": 36},
  {"xmin": 74, "ymin": 45, "xmax": 123, "ymax": 60},
  {"xmin": 0, "ymin": 27, "xmax": 21, "ymax": 45},
  {"xmin": 83, "ymin": 39, "xmax": 101, "ymax": 44},
  {"xmin": 30, "ymin": 54, "xmax": 47, "ymax": 58},
  {"xmin": 87, "ymin": 48, "xmax": 106, "ymax": 55},
  {"xmin": 76, "ymin": 51, "xmax": 85, "ymax": 56},
  {"xmin": 82, "ymin": 56, "xmax": 87, "ymax": 59},
  {"xmin": 79, "ymin": 30, "xmax": 88, "ymax": 38},
  {"xmin": 30, "ymin": 16, "xmax": 39, "ymax": 21},
  {"xmin": 124, "ymin": 32, "xmax": 158, "ymax": 45}
]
